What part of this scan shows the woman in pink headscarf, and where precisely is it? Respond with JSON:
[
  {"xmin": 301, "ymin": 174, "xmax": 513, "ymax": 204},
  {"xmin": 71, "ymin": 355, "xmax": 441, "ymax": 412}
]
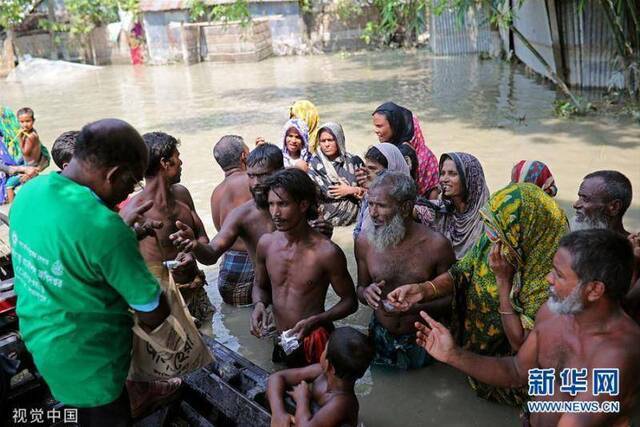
[
  {"xmin": 372, "ymin": 102, "xmax": 439, "ymax": 199},
  {"xmin": 510, "ymin": 160, "xmax": 558, "ymax": 197}
]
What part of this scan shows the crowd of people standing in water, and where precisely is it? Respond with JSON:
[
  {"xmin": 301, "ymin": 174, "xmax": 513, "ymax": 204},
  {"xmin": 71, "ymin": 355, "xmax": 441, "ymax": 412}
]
[{"xmin": 2, "ymin": 98, "xmax": 639, "ymax": 427}]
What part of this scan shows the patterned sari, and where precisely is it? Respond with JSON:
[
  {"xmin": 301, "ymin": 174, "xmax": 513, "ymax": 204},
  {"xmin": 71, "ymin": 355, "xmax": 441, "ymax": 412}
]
[
  {"xmin": 0, "ymin": 107, "xmax": 23, "ymax": 202},
  {"xmin": 449, "ymin": 183, "xmax": 568, "ymax": 407}
]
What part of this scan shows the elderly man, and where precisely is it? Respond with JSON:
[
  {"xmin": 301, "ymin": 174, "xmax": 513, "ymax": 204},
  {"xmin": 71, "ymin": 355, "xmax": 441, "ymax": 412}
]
[
  {"xmin": 210, "ymin": 135, "xmax": 253, "ymax": 305},
  {"xmin": 10, "ymin": 119, "xmax": 172, "ymax": 425},
  {"xmin": 355, "ymin": 171, "xmax": 455, "ymax": 369},
  {"xmin": 414, "ymin": 229, "xmax": 640, "ymax": 427},
  {"xmin": 572, "ymin": 170, "xmax": 632, "ymax": 236}
]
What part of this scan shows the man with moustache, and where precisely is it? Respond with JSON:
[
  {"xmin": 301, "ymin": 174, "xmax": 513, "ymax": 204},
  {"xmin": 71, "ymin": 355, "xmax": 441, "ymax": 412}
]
[
  {"xmin": 170, "ymin": 144, "xmax": 333, "ymax": 279},
  {"xmin": 355, "ymin": 171, "xmax": 455, "ymax": 369},
  {"xmin": 414, "ymin": 229, "xmax": 640, "ymax": 427},
  {"xmin": 250, "ymin": 169, "xmax": 357, "ymax": 368},
  {"xmin": 571, "ymin": 170, "xmax": 632, "ymax": 235}
]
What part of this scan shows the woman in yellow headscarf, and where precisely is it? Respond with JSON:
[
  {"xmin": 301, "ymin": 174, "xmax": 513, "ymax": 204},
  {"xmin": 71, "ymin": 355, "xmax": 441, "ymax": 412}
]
[
  {"xmin": 388, "ymin": 183, "xmax": 569, "ymax": 407},
  {"xmin": 289, "ymin": 100, "xmax": 320, "ymax": 153}
]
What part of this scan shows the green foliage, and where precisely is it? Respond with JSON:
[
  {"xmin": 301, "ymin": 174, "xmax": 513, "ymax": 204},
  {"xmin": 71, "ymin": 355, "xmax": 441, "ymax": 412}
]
[
  {"xmin": 299, "ymin": 0, "xmax": 313, "ymax": 14},
  {"xmin": 553, "ymin": 98, "xmax": 594, "ymax": 118},
  {"xmin": 336, "ymin": 0, "xmax": 363, "ymax": 22},
  {"xmin": 188, "ymin": 0, "xmax": 252, "ymax": 26},
  {"xmin": 63, "ymin": 0, "xmax": 119, "ymax": 36},
  {"xmin": 0, "ymin": 0, "xmax": 36, "ymax": 29},
  {"xmin": 359, "ymin": 0, "xmax": 426, "ymax": 46}
]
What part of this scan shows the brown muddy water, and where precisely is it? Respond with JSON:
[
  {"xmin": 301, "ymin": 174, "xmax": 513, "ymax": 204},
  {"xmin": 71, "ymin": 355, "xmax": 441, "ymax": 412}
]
[{"xmin": 1, "ymin": 49, "xmax": 639, "ymax": 426}]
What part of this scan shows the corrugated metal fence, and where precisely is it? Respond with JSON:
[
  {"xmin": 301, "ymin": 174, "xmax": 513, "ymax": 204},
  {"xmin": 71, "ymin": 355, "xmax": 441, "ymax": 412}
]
[{"xmin": 430, "ymin": 3, "xmax": 494, "ymax": 55}]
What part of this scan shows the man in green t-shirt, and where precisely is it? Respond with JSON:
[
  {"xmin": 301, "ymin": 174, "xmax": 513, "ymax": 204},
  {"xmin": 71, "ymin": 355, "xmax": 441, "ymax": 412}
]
[{"xmin": 11, "ymin": 118, "xmax": 171, "ymax": 426}]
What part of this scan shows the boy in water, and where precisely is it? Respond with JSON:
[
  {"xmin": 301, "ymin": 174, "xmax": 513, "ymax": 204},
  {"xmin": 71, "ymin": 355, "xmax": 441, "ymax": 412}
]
[
  {"xmin": 267, "ymin": 327, "xmax": 374, "ymax": 427},
  {"xmin": 6, "ymin": 108, "xmax": 50, "ymax": 202}
]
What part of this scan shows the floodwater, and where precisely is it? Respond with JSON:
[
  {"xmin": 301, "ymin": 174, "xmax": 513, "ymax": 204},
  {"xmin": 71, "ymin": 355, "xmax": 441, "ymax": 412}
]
[{"xmin": 2, "ymin": 49, "xmax": 639, "ymax": 426}]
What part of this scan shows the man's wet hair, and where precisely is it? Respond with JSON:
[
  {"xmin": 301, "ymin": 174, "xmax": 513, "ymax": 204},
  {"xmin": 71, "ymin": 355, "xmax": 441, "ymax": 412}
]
[
  {"xmin": 74, "ymin": 119, "xmax": 145, "ymax": 169},
  {"xmin": 265, "ymin": 168, "xmax": 319, "ymax": 221},
  {"xmin": 559, "ymin": 229, "xmax": 633, "ymax": 302},
  {"xmin": 17, "ymin": 107, "xmax": 34, "ymax": 119},
  {"xmin": 398, "ymin": 143, "xmax": 418, "ymax": 181},
  {"xmin": 51, "ymin": 130, "xmax": 79, "ymax": 169},
  {"xmin": 213, "ymin": 135, "xmax": 247, "ymax": 171},
  {"xmin": 142, "ymin": 131, "xmax": 179, "ymax": 177},
  {"xmin": 247, "ymin": 143, "xmax": 284, "ymax": 171},
  {"xmin": 370, "ymin": 171, "xmax": 417, "ymax": 206},
  {"xmin": 326, "ymin": 327, "xmax": 374, "ymax": 382},
  {"xmin": 584, "ymin": 170, "xmax": 632, "ymax": 217},
  {"xmin": 364, "ymin": 146, "xmax": 388, "ymax": 168}
]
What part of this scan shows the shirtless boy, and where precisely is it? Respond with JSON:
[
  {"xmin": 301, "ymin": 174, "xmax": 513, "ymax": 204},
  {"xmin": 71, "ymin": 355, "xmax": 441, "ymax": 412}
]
[
  {"xmin": 131, "ymin": 132, "xmax": 212, "ymax": 327},
  {"xmin": 210, "ymin": 135, "xmax": 253, "ymax": 305},
  {"xmin": 251, "ymin": 169, "xmax": 357, "ymax": 367},
  {"xmin": 6, "ymin": 107, "xmax": 49, "ymax": 202},
  {"xmin": 267, "ymin": 327, "xmax": 374, "ymax": 427},
  {"xmin": 355, "ymin": 171, "xmax": 455, "ymax": 369},
  {"xmin": 413, "ymin": 229, "xmax": 640, "ymax": 427}
]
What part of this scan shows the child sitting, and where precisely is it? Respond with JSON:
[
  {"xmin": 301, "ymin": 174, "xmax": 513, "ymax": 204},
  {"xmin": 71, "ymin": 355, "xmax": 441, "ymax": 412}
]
[
  {"xmin": 267, "ymin": 327, "xmax": 374, "ymax": 427},
  {"xmin": 5, "ymin": 108, "xmax": 50, "ymax": 202}
]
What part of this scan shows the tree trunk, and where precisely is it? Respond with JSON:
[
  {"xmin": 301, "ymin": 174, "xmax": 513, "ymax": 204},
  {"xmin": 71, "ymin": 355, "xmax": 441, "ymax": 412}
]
[{"xmin": 1, "ymin": 30, "xmax": 17, "ymax": 78}]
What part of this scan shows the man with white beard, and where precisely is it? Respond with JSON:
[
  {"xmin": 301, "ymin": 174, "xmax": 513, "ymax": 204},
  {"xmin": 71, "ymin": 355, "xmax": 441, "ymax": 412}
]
[
  {"xmin": 571, "ymin": 170, "xmax": 632, "ymax": 236},
  {"xmin": 355, "ymin": 171, "xmax": 455, "ymax": 369},
  {"xmin": 414, "ymin": 229, "xmax": 640, "ymax": 427}
]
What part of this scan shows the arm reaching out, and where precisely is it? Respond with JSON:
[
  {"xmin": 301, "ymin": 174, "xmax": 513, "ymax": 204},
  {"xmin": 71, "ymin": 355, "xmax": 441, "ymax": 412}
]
[{"xmin": 251, "ymin": 235, "xmax": 273, "ymax": 337}]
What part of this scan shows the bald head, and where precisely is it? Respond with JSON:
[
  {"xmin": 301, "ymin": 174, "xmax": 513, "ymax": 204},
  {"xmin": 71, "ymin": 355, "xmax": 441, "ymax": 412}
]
[
  {"xmin": 213, "ymin": 135, "xmax": 248, "ymax": 171},
  {"xmin": 74, "ymin": 118, "xmax": 148, "ymax": 171}
]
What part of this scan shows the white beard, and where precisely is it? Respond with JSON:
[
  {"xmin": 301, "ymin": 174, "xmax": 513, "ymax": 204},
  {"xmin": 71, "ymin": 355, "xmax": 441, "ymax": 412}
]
[
  {"xmin": 548, "ymin": 284, "xmax": 584, "ymax": 315},
  {"xmin": 366, "ymin": 214, "xmax": 406, "ymax": 251},
  {"xmin": 569, "ymin": 215, "xmax": 609, "ymax": 232}
]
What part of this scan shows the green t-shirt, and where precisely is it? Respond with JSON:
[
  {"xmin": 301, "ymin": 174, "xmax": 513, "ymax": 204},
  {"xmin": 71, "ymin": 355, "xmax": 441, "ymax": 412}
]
[{"xmin": 10, "ymin": 173, "xmax": 161, "ymax": 407}]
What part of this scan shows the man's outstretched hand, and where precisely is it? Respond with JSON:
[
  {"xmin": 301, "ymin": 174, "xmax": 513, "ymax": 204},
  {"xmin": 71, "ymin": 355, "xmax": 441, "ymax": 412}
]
[
  {"xmin": 415, "ymin": 310, "xmax": 457, "ymax": 364},
  {"xmin": 170, "ymin": 221, "xmax": 197, "ymax": 252},
  {"xmin": 119, "ymin": 199, "xmax": 163, "ymax": 239}
]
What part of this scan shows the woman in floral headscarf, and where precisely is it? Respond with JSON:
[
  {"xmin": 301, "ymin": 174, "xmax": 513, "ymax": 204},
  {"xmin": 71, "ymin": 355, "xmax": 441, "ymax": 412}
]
[
  {"xmin": 510, "ymin": 160, "xmax": 558, "ymax": 197},
  {"xmin": 281, "ymin": 118, "xmax": 311, "ymax": 171},
  {"xmin": 372, "ymin": 102, "xmax": 439, "ymax": 198},
  {"xmin": 389, "ymin": 183, "xmax": 569, "ymax": 407}
]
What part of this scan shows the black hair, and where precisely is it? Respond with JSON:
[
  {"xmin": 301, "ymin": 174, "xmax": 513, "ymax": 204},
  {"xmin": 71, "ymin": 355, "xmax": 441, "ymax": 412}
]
[
  {"xmin": 264, "ymin": 168, "xmax": 319, "ymax": 220},
  {"xmin": 74, "ymin": 119, "xmax": 145, "ymax": 169},
  {"xmin": 559, "ymin": 229, "xmax": 633, "ymax": 302},
  {"xmin": 213, "ymin": 135, "xmax": 246, "ymax": 171},
  {"xmin": 584, "ymin": 170, "xmax": 632, "ymax": 216},
  {"xmin": 326, "ymin": 327, "xmax": 374, "ymax": 382},
  {"xmin": 247, "ymin": 143, "xmax": 284, "ymax": 170},
  {"xmin": 364, "ymin": 146, "xmax": 388, "ymax": 168},
  {"xmin": 51, "ymin": 130, "xmax": 80, "ymax": 169},
  {"xmin": 17, "ymin": 107, "xmax": 34, "ymax": 119},
  {"xmin": 142, "ymin": 131, "xmax": 180, "ymax": 177},
  {"xmin": 398, "ymin": 143, "xmax": 418, "ymax": 181}
]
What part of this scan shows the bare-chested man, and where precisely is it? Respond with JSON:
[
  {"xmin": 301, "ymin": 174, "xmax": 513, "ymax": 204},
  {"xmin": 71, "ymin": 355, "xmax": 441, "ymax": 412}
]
[
  {"xmin": 251, "ymin": 169, "xmax": 357, "ymax": 368},
  {"xmin": 131, "ymin": 132, "xmax": 213, "ymax": 328},
  {"xmin": 210, "ymin": 135, "xmax": 254, "ymax": 305},
  {"xmin": 355, "ymin": 171, "xmax": 455, "ymax": 369},
  {"xmin": 170, "ymin": 143, "xmax": 333, "ymax": 271},
  {"xmin": 409, "ymin": 229, "xmax": 640, "ymax": 427}
]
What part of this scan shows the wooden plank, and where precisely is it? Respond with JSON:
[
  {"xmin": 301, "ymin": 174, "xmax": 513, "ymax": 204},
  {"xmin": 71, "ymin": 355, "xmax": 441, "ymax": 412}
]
[{"xmin": 546, "ymin": 0, "xmax": 566, "ymax": 82}]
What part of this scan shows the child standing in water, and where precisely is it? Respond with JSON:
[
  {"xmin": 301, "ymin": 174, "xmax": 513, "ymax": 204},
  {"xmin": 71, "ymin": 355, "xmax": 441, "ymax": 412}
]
[
  {"xmin": 6, "ymin": 107, "xmax": 50, "ymax": 202},
  {"xmin": 267, "ymin": 327, "xmax": 374, "ymax": 427}
]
